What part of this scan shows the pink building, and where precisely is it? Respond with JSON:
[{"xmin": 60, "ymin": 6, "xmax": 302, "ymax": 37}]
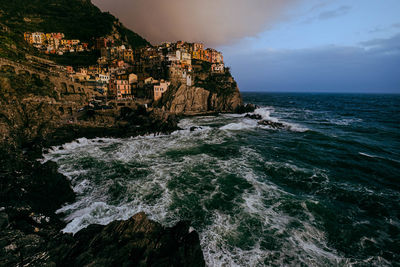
[{"xmin": 154, "ymin": 81, "xmax": 171, "ymax": 101}]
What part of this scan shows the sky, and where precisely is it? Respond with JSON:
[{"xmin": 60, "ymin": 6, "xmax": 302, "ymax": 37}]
[{"xmin": 93, "ymin": 0, "xmax": 400, "ymax": 93}]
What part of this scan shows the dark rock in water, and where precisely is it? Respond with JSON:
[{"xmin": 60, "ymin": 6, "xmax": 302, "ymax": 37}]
[
  {"xmin": 58, "ymin": 146, "xmax": 64, "ymax": 150},
  {"xmin": 50, "ymin": 212, "xmax": 205, "ymax": 267},
  {"xmin": 236, "ymin": 103, "xmax": 257, "ymax": 114},
  {"xmin": 245, "ymin": 113, "xmax": 262, "ymax": 120},
  {"xmin": 258, "ymin": 120, "xmax": 286, "ymax": 130},
  {"xmin": 190, "ymin": 126, "xmax": 202, "ymax": 132}
]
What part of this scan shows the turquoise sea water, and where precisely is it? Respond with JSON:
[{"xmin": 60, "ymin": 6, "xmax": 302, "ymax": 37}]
[{"xmin": 43, "ymin": 93, "xmax": 400, "ymax": 266}]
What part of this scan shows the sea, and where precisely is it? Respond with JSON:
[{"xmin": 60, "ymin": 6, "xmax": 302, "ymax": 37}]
[{"xmin": 43, "ymin": 93, "xmax": 400, "ymax": 266}]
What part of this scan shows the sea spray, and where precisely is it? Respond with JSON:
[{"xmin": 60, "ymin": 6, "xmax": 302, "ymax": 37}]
[{"xmin": 44, "ymin": 93, "xmax": 400, "ymax": 266}]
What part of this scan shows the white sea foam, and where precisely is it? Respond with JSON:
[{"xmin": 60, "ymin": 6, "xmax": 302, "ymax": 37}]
[
  {"xmin": 44, "ymin": 114, "xmax": 344, "ymax": 266},
  {"xmin": 329, "ymin": 117, "xmax": 363, "ymax": 126},
  {"xmin": 220, "ymin": 119, "xmax": 258, "ymax": 131},
  {"xmin": 359, "ymin": 152, "xmax": 378, "ymax": 158},
  {"xmin": 251, "ymin": 107, "xmax": 309, "ymax": 132}
]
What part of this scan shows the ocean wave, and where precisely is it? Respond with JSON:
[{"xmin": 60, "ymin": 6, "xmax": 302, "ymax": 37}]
[
  {"xmin": 44, "ymin": 125, "xmax": 345, "ymax": 266},
  {"xmin": 358, "ymin": 152, "xmax": 378, "ymax": 158},
  {"xmin": 219, "ymin": 119, "xmax": 258, "ymax": 131}
]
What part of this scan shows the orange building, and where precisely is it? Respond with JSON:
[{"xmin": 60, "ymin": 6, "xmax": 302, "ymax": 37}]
[
  {"xmin": 24, "ymin": 33, "xmax": 33, "ymax": 44},
  {"xmin": 109, "ymin": 79, "xmax": 132, "ymax": 100}
]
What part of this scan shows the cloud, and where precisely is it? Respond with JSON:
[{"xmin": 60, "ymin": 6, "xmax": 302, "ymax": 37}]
[
  {"xmin": 368, "ymin": 23, "xmax": 400, "ymax": 34},
  {"xmin": 318, "ymin": 5, "xmax": 352, "ymax": 20},
  {"xmin": 92, "ymin": 0, "xmax": 300, "ymax": 46},
  {"xmin": 361, "ymin": 33, "xmax": 400, "ymax": 54},
  {"xmin": 226, "ymin": 34, "xmax": 400, "ymax": 93},
  {"xmin": 302, "ymin": 5, "xmax": 351, "ymax": 24}
]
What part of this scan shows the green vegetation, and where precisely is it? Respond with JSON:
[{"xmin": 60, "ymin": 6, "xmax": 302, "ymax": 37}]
[
  {"xmin": 0, "ymin": 0, "xmax": 149, "ymax": 46},
  {"xmin": 0, "ymin": 0, "xmax": 149, "ymax": 62},
  {"xmin": 195, "ymin": 71, "xmax": 237, "ymax": 96},
  {"xmin": 48, "ymin": 51, "xmax": 100, "ymax": 67},
  {"xmin": 0, "ymin": 71, "xmax": 57, "ymax": 99},
  {"xmin": 0, "ymin": 71, "xmax": 59, "ymax": 150}
]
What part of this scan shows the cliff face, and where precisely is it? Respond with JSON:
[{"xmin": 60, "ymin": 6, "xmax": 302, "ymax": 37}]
[
  {"xmin": 162, "ymin": 71, "xmax": 243, "ymax": 115},
  {"xmin": 167, "ymin": 84, "xmax": 242, "ymax": 115}
]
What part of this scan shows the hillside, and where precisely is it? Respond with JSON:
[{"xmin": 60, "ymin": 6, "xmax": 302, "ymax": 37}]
[{"xmin": 0, "ymin": 0, "xmax": 150, "ymax": 63}]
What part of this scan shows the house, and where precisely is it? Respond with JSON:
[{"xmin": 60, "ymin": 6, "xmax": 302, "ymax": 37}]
[
  {"xmin": 109, "ymin": 79, "xmax": 132, "ymax": 100},
  {"xmin": 144, "ymin": 77, "xmax": 158, "ymax": 84},
  {"xmin": 193, "ymin": 43, "xmax": 204, "ymax": 52},
  {"xmin": 176, "ymin": 41, "xmax": 184, "ymax": 49},
  {"xmin": 98, "ymin": 73, "xmax": 110, "ymax": 83},
  {"xmin": 153, "ymin": 80, "xmax": 171, "ymax": 101},
  {"xmin": 129, "ymin": 73, "xmax": 138, "ymax": 84},
  {"xmin": 176, "ymin": 49, "xmax": 192, "ymax": 66},
  {"xmin": 24, "ymin": 33, "xmax": 33, "ymax": 44},
  {"xmin": 207, "ymin": 49, "xmax": 223, "ymax": 63},
  {"xmin": 211, "ymin": 63, "xmax": 225, "ymax": 73},
  {"xmin": 66, "ymin": 66, "xmax": 74, "ymax": 74},
  {"xmin": 123, "ymin": 49, "xmax": 134, "ymax": 63},
  {"xmin": 32, "ymin": 32, "xmax": 44, "ymax": 44}
]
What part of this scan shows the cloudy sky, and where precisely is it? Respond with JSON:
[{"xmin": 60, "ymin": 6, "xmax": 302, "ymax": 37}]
[{"xmin": 93, "ymin": 0, "xmax": 400, "ymax": 93}]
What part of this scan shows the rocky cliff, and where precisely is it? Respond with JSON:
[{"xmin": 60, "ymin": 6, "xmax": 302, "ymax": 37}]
[
  {"xmin": 0, "ymin": 69, "xmax": 204, "ymax": 266},
  {"xmin": 166, "ymin": 84, "xmax": 242, "ymax": 115},
  {"xmin": 161, "ymin": 70, "xmax": 243, "ymax": 115}
]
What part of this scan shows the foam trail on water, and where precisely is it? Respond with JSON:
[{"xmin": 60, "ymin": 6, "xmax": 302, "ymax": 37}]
[{"xmin": 44, "ymin": 113, "xmax": 344, "ymax": 266}]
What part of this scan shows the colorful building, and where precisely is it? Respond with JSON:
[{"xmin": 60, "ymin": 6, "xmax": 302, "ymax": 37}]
[
  {"xmin": 153, "ymin": 81, "xmax": 171, "ymax": 101},
  {"xmin": 109, "ymin": 79, "xmax": 132, "ymax": 100}
]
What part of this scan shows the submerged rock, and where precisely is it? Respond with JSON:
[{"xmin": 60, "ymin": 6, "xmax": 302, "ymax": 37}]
[
  {"xmin": 244, "ymin": 113, "xmax": 262, "ymax": 120},
  {"xmin": 258, "ymin": 120, "xmax": 287, "ymax": 130},
  {"xmin": 236, "ymin": 103, "xmax": 257, "ymax": 114}
]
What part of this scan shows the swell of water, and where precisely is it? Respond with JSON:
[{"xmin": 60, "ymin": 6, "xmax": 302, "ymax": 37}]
[{"xmin": 43, "ymin": 93, "xmax": 400, "ymax": 266}]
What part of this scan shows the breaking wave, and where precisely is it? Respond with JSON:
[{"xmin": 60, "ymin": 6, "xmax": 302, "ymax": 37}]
[{"xmin": 43, "ymin": 93, "xmax": 400, "ymax": 266}]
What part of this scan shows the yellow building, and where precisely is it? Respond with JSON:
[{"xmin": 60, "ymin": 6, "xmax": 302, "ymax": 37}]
[{"xmin": 123, "ymin": 49, "xmax": 134, "ymax": 63}]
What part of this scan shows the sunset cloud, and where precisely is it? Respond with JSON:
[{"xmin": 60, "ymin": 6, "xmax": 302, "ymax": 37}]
[{"xmin": 92, "ymin": 0, "xmax": 300, "ymax": 46}]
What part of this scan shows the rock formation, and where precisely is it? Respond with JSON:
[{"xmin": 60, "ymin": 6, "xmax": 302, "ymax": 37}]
[
  {"xmin": 51, "ymin": 212, "xmax": 205, "ymax": 266},
  {"xmin": 162, "ymin": 72, "xmax": 243, "ymax": 115}
]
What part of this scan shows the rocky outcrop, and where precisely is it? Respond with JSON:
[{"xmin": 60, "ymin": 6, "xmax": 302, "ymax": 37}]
[
  {"xmin": 166, "ymin": 84, "xmax": 243, "ymax": 115},
  {"xmin": 1, "ymin": 208, "xmax": 205, "ymax": 266},
  {"xmin": 1, "ymin": 136, "xmax": 203, "ymax": 266},
  {"xmin": 168, "ymin": 85, "xmax": 211, "ymax": 114},
  {"xmin": 51, "ymin": 212, "xmax": 205, "ymax": 266},
  {"xmin": 162, "ymin": 68, "xmax": 244, "ymax": 115}
]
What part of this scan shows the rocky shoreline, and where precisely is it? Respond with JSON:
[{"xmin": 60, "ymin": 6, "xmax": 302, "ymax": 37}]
[
  {"xmin": 1, "ymin": 61, "xmax": 256, "ymax": 265},
  {"xmin": 0, "ymin": 107, "xmax": 208, "ymax": 266},
  {"xmin": 1, "ymin": 103, "xmax": 254, "ymax": 266}
]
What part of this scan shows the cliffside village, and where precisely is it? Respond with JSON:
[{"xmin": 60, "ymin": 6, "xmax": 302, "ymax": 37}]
[
  {"xmin": 24, "ymin": 32, "xmax": 89, "ymax": 54},
  {"xmin": 24, "ymin": 33, "xmax": 226, "ymax": 104}
]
